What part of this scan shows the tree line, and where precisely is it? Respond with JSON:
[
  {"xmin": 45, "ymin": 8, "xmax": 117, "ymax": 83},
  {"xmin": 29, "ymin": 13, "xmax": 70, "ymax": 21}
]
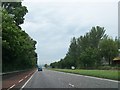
[
  {"xmin": 2, "ymin": 2, "xmax": 37, "ymax": 72},
  {"xmin": 50, "ymin": 26, "xmax": 119, "ymax": 69}
]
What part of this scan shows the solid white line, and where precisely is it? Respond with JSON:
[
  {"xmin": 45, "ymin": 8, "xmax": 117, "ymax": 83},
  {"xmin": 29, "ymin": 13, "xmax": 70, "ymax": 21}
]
[
  {"xmin": 20, "ymin": 70, "xmax": 37, "ymax": 90},
  {"xmin": 49, "ymin": 70, "xmax": 119, "ymax": 83},
  {"xmin": 19, "ymin": 79, "xmax": 23, "ymax": 83},
  {"xmin": 82, "ymin": 75, "xmax": 119, "ymax": 83},
  {"xmin": 69, "ymin": 73, "xmax": 119, "ymax": 83},
  {"xmin": 7, "ymin": 84, "xmax": 15, "ymax": 90}
]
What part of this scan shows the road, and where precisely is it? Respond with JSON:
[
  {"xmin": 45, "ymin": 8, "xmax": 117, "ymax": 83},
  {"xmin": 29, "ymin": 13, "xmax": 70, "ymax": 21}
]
[
  {"xmin": 21, "ymin": 69, "xmax": 119, "ymax": 88},
  {"xmin": 2, "ymin": 69, "xmax": 36, "ymax": 89}
]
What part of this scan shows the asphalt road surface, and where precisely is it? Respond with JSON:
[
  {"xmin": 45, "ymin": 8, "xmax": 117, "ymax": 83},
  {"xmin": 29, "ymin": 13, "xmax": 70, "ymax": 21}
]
[{"xmin": 21, "ymin": 69, "xmax": 119, "ymax": 88}]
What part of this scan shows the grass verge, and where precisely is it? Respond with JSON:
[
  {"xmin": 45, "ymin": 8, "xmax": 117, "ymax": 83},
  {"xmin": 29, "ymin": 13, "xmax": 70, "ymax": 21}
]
[{"xmin": 49, "ymin": 68, "xmax": 120, "ymax": 81}]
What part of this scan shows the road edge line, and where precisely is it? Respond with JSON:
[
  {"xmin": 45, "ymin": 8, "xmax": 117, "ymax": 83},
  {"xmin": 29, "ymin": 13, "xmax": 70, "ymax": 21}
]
[
  {"xmin": 48, "ymin": 69, "xmax": 119, "ymax": 83},
  {"xmin": 20, "ymin": 70, "xmax": 37, "ymax": 90}
]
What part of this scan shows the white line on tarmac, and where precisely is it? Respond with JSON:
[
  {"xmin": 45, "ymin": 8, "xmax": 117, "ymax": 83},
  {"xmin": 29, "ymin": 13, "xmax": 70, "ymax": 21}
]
[
  {"xmin": 7, "ymin": 84, "xmax": 15, "ymax": 90},
  {"xmin": 25, "ymin": 76, "xmax": 28, "ymax": 78},
  {"xmin": 69, "ymin": 83, "xmax": 74, "ymax": 87},
  {"xmin": 49, "ymin": 70, "xmax": 119, "ymax": 83},
  {"xmin": 20, "ymin": 70, "xmax": 37, "ymax": 90},
  {"xmin": 19, "ymin": 79, "xmax": 23, "ymax": 83}
]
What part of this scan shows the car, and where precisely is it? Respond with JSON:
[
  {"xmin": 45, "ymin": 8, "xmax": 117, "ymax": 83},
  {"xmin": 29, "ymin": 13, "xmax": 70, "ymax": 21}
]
[{"xmin": 38, "ymin": 67, "xmax": 42, "ymax": 71}]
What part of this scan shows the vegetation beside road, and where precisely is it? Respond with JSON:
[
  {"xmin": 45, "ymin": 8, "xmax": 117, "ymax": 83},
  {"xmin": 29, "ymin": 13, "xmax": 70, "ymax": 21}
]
[
  {"xmin": 49, "ymin": 22, "xmax": 120, "ymax": 81},
  {"xmin": 2, "ymin": 2, "xmax": 37, "ymax": 72},
  {"xmin": 50, "ymin": 26, "xmax": 119, "ymax": 70},
  {"xmin": 49, "ymin": 68, "xmax": 120, "ymax": 81}
]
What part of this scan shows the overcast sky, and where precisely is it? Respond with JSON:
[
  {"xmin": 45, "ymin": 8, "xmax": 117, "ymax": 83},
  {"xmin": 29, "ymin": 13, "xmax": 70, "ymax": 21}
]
[{"xmin": 21, "ymin": 0, "xmax": 118, "ymax": 65}]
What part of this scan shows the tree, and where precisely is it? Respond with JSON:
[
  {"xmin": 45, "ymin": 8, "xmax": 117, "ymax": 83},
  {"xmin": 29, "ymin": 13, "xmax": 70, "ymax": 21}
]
[
  {"xmin": 44, "ymin": 64, "xmax": 48, "ymax": 68},
  {"xmin": 2, "ymin": 2, "xmax": 28, "ymax": 26},
  {"xmin": 99, "ymin": 37, "xmax": 118, "ymax": 65},
  {"xmin": 67, "ymin": 37, "xmax": 78, "ymax": 67},
  {"xmin": 50, "ymin": 62, "xmax": 58, "ymax": 68},
  {"xmin": 89, "ymin": 26, "xmax": 106, "ymax": 48},
  {"xmin": 79, "ymin": 47, "xmax": 101, "ymax": 68},
  {"xmin": 50, "ymin": 26, "xmax": 117, "ymax": 69},
  {"xmin": 2, "ymin": 2, "xmax": 37, "ymax": 72},
  {"xmin": 76, "ymin": 26, "xmax": 105, "ymax": 68}
]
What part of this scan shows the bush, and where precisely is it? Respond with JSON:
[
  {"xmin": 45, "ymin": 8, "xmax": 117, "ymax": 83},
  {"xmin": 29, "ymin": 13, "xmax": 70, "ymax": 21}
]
[
  {"xmin": 98, "ymin": 66, "xmax": 120, "ymax": 70},
  {"xmin": 98, "ymin": 66, "xmax": 112, "ymax": 70}
]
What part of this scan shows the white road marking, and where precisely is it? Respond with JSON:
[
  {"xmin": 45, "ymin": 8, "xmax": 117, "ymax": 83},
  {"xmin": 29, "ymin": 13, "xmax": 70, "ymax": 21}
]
[
  {"xmin": 19, "ymin": 79, "xmax": 23, "ymax": 83},
  {"xmin": 20, "ymin": 70, "xmax": 37, "ymax": 90},
  {"xmin": 49, "ymin": 70, "xmax": 119, "ymax": 83},
  {"xmin": 25, "ymin": 76, "xmax": 28, "ymax": 78},
  {"xmin": 69, "ymin": 83, "xmax": 74, "ymax": 87},
  {"xmin": 82, "ymin": 75, "xmax": 119, "ymax": 83},
  {"xmin": 7, "ymin": 84, "xmax": 15, "ymax": 90}
]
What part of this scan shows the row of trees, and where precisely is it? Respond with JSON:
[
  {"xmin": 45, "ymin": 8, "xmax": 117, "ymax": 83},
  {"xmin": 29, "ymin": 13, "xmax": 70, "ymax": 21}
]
[
  {"xmin": 50, "ymin": 26, "xmax": 119, "ymax": 69},
  {"xmin": 2, "ymin": 2, "xmax": 37, "ymax": 72}
]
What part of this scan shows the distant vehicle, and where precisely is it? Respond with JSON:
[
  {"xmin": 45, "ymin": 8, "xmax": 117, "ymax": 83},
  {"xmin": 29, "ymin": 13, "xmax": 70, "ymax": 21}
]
[{"xmin": 38, "ymin": 67, "xmax": 42, "ymax": 71}]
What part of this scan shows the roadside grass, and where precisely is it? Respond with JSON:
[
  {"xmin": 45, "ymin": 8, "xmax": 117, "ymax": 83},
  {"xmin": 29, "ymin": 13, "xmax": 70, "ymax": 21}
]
[{"xmin": 49, "ymin": 68, "xmax": 120, "ymax": 81}]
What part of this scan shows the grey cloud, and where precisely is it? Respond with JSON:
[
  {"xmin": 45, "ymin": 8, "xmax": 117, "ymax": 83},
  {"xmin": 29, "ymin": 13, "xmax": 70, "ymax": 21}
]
[{"xmin": 21, "ymin": 1, "xmax": 118, "ymax": 65}]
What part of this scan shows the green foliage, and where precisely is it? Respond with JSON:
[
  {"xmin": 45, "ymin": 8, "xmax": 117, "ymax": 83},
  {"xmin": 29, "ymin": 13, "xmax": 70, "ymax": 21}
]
[
  {"xmin": 79, "ymin": 47, "xmax": 100, "ymax": 68},
  {"xmin": 50, "ymin": 62, "xmax": 58, "ymax": 68},
  {"xmin": 99, "ymin": 37, "xmax": 118, "ymax": 65},
  {"xmin": 50, "ymin": 69, "xmax": 119, "ymax": 80},
  {"xmin": 89, "ymin": 26, "xmax": 106, "ymax": 48},
  {"xmin": 44, "ymin": 64, "xmax": 48, "ymax": 68},
  {"xmin": 2, "ymin": 2, "xmax": 28, "ymax": 26},
  {"xmin": 50, "ymin": 26, "xmax": 118, "ymax": 69},
  {"xmin": 2, "ymin": 2, "xmax": 37, "ymax": 72}
]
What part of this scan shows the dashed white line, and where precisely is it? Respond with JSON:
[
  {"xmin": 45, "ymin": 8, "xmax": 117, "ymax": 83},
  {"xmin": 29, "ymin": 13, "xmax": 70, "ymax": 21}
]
[
  {"xmin": 19, "ymin": 79, "xmax": 23, "ymax": 83},
  {"xmin": 20, "ymin": 70, "xmax": 37, "ymax": 90},
  {"xmin": 7, "ymin": 84, "xmax": 15, "ymax": 90},
  {"xmin": 6, "ymin": 70, "xmax": 37, "ymax": 90},
  {"xmin": 25, "ymin": 76, "xmax": 28, "ymax": 78}
]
